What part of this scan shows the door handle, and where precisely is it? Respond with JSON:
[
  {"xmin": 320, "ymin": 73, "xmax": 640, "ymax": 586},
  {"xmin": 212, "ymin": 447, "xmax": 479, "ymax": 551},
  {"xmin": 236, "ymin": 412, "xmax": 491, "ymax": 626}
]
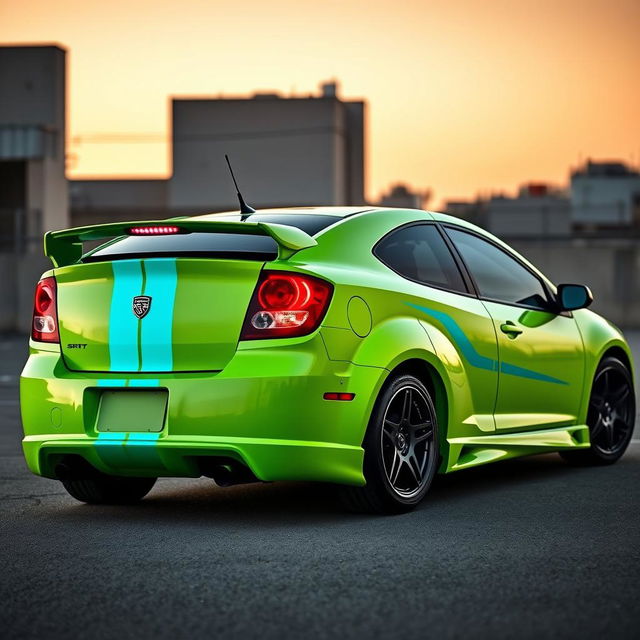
[{"xmin": 500, "ymin": 321, "xmax": 523, "ymax": 337}]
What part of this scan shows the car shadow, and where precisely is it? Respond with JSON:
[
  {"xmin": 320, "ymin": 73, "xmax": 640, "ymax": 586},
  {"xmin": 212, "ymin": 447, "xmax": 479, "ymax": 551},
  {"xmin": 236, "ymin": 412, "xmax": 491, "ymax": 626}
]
[{"xmin": 48, "ymin": 452, "xmax": 602, "ymax": 527}]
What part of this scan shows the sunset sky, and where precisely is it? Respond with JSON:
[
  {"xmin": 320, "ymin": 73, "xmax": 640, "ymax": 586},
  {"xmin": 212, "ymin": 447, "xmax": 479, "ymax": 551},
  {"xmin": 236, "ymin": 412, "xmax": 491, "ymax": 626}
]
[{"xmin": 1, "ymin": 0, "xmax": 639, "ymax": 206}]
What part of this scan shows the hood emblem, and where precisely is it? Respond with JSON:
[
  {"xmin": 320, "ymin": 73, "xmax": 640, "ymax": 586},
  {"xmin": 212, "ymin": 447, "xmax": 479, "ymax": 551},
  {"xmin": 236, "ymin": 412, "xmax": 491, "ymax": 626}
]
[{"xmin": 133, "ymin": 295, "xmax": 152, "ymax": 319}]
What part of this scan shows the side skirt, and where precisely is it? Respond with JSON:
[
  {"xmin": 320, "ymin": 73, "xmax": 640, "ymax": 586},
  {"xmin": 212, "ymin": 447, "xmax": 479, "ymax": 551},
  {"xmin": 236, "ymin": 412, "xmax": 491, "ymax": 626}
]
[{"xmin": 445, "ymin": 425, "xmax": 590, "ymax": 472}]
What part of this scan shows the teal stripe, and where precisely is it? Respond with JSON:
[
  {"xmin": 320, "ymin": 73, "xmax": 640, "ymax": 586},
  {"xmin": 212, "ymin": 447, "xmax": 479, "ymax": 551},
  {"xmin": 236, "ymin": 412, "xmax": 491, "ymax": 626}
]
[
  {"xmin": 95, "ymin": 431, "xmax": 128, "ymax": 466},
  {"xmin": 97, "ymin": 379, "xmax": 127, "ymax": 387},
  {"xmin": 407, "ymin": 302, "xmax": 567, "ymax": 385},
  {"xmin": 109, "ymin": 260, "xmax": 143, "ymax": 371},
  {"xmin": 97, "ymin": 432, "xmax": 126, "ymax": 441},
  {"xmin": 127, "ymin": 433, "xmax": 161, "ymax": 444},
  {"xmin": 407, "ymin": 302, "xmax": 497, "ymax": 372},
  {"xmin": 128, "ymin": 379, "xmax": 160, "ymax": 387},
  {"xmin": 140, "ymin": 259, "xmax": 177, "ymax": 372}
]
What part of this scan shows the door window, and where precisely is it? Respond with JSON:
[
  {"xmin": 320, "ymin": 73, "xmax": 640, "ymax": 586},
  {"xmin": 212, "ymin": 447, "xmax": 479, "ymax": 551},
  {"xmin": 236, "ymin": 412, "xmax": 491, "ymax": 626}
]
[
  {"xmin": 375, "ymin": 224, "xmax": 467, "ymax": 293},
  {"xmin": 447, "ymin": 228, "xmax": 549, "ymax": 309}
]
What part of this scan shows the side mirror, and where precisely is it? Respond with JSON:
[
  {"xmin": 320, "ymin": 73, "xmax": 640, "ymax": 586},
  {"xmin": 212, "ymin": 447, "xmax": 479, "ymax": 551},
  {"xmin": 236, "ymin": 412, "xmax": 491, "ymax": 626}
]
[{"xmin": 556, "ymin": 284, "xmax": 593, "ymax": 312}]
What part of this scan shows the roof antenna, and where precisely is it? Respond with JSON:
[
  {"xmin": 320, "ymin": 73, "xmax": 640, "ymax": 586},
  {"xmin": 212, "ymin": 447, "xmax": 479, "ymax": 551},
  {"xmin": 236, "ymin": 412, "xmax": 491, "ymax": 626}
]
[{"xmin": 225, "ymin": 154, "xmax": 255, "ymax": 219}]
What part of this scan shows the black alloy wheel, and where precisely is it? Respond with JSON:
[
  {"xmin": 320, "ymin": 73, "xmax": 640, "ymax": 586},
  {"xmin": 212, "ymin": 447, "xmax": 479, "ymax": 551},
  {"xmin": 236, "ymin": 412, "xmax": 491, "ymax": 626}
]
[
  {"xmin": 381, "ymin": 384, "xmax": 434, "ymax": 498},
  {"xmin": 339, "ymin": 374, "xmax": 439, "ymax": 514},
  {"xmin": 561, "ymin": 356, "xmax": 635, "ymax": 465}
]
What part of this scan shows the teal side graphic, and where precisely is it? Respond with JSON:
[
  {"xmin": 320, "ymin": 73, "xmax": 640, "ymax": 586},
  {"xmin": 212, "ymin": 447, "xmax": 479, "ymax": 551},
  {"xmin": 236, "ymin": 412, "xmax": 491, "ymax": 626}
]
[
  {"xmin": 407, "ymin": 302, "xmax": 567, "ymax": 385},
  {"xmin": 500, "ymin": 361, "xmax": 567, "ymax": 385},
  {"xmin": 407, "ymin": 302, "xmax": 497, "ymax": 372},
  {"xmin": 140, "ymin": 259, "xmax": 177, "ymax": 372},
  {"xmin": 109, "ymin": 260, "xmax": 143, "ymax": 371}
]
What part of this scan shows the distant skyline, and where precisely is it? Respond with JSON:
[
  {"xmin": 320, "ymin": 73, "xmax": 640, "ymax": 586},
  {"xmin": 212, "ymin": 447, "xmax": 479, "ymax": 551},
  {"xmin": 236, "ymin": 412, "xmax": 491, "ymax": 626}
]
[{"xmin": 1, "ymin": 0, "xmax": 639, "ymax": 207}]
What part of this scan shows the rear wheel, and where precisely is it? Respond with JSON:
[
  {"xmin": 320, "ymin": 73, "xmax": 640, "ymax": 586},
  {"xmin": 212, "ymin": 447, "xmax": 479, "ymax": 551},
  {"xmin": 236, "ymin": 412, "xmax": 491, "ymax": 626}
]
[
  {"xmin": 561, "ymin": 356, "xmax": 635, "ymax": 466},
  {"xmin": 340, "ymin": 374, "xmax": 439, "ymax": 514},
  {"xmin": 61, "ymin": 473, "xmax": 157, "ymax": 505}
]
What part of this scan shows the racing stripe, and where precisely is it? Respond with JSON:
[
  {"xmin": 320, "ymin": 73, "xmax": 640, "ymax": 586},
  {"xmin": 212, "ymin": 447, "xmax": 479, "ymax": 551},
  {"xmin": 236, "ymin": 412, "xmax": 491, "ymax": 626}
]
[
  {"xmin": 128, "ymin": 379, "xmax": 160, "ymax": 387},
  {"xmin": 95, "ymin": 431, "xmax": 129, "ymax": 467},
  {"xmin": 140, "ymin": 259, "xmax": 177, "ymax": 372},
  {"xmin": 109, "ymin": 260, "xmax": 143, "ymax": 371}
]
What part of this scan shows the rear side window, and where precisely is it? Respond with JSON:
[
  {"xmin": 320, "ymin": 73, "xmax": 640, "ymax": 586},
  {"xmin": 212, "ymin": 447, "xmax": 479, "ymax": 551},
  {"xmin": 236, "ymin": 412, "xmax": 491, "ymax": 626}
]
[
  {"xmin": 374, "ymin": 224, "xmax": 467, "ymax": 293},
  {"xmin": 84, "ymin": 214, "xmax": 337, "ymax": 262}
]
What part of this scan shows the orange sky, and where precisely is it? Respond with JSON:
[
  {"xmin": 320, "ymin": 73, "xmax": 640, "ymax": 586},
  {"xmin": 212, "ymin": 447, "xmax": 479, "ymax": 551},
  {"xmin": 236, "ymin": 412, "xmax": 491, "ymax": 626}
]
[{"xmin": 1, "ymin": 0, "xmax": 639, "ymax": 206}]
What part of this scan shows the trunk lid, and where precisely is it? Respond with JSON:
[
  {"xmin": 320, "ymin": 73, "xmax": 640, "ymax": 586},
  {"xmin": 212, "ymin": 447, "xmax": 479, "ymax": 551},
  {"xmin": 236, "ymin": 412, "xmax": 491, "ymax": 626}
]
[{"xmin": 57, "ymin": 258, "xmax": 263, "ymax": 373}]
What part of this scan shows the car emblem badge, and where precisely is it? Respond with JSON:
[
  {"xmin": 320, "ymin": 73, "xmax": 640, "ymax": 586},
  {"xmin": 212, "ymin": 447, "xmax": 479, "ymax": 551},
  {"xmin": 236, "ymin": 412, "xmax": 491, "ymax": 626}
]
[{"xmin": 132, "ymin": 295, "xmax": 152, "ymax": 319}]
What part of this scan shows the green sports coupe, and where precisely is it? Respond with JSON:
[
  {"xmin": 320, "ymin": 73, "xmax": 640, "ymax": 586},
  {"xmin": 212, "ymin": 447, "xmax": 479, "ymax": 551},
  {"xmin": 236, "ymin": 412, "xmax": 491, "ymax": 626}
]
[{"xmin": 21, "ymin": 207, "xmax": 636, "ymax": 513}]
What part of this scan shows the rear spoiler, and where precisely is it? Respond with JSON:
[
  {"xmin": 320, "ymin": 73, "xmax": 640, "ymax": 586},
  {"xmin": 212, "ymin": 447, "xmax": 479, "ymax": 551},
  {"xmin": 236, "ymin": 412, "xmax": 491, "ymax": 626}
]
[{"xmin": 44, "ymin": 219, "xmax": 318, "ymax": 267}]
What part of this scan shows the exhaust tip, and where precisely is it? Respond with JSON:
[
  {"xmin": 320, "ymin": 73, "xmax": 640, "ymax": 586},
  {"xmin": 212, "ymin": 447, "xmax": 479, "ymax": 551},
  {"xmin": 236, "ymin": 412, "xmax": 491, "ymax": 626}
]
[{"xmin": 197, "ymin": 456, "xmax": 259, "ymax": 487}]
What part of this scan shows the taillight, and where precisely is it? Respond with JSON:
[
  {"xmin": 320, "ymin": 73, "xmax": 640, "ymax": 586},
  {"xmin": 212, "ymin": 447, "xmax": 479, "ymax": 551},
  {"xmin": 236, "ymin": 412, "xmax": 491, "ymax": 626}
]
[
  {"xmin": 240, "ymin": 271, "xmax": 333, "ymax": 340},
  {"xmin": 32, "ymin": 277, "xmax": 59, "ymax": 343}
]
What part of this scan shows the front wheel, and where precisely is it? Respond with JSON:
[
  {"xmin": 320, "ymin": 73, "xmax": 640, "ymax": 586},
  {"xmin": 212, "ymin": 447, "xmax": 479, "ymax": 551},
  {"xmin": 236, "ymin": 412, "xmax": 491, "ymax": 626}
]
[
  {"xmin": 339, "ymin": 374, "xmax": 439, "ymax": 514},
  {"xmin": 560, "ymin": 356, "xmax": 635, "ymax": 466}
]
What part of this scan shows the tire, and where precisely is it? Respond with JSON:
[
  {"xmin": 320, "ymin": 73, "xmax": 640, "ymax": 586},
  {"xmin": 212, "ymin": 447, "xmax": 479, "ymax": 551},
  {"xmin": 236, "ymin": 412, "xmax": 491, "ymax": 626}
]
[
  {"xmin": 339, "ymin": 374, "xmax": 440, "ymax": 514},
  {"xmin": 61, "ymin": 473, "xmax": 157, "ymax": 505},
  {"xmin": 560, "ymin": 356, "xmax": 635, "ymax": 466}
]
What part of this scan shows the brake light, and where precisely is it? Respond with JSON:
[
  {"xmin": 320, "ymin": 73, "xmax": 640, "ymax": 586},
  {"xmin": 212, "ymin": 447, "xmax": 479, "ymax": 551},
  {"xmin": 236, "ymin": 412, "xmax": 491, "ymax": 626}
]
[
  {"xmin": 32, "ymin": 277, "xmax": 59, "ymax": 343},
  {"xmin": 128, "ymin": 226, "xmax": 180, "ymax": 235},
  {"xmin": 240, "ymin": 271, "xmax": 333, "ymax": 340}
]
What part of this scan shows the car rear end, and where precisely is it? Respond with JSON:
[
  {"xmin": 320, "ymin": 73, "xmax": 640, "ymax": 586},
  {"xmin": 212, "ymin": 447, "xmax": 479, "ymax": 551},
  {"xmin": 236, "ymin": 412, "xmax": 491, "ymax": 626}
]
[{"xmin": 21, "ymin": 214, "xmax": 382, "ymax": 487}]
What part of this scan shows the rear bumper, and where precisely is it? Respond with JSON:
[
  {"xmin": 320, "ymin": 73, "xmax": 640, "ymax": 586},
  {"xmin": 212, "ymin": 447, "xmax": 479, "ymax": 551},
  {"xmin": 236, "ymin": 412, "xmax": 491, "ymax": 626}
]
[{"xmin": 20, "ymin": 336, "xmax": 386, "ymax": 485}]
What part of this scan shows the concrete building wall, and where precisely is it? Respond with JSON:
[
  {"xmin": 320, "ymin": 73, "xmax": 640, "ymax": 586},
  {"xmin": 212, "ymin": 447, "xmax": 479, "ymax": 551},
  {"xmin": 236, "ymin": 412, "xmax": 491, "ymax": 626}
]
[
  {"xmin": 488, "ymin": 196, "xmax": 571, "ymax": 237},
  {"xmin": 0, "ymin": 45, "xmax": 68, "ymax": 237},
  {"xmin": 0, "ymin": 46, "xmax": 63, "ymax": 125},
  {"xmin": 169, "ymin": 95, "xmax": 364, "ymax": 213},
  {"xmin": 0, "ymin": 45, "xmax": 69, "ymax": 332},
  {"xmin": 571, "ymin": 175, "xmax": 640, "ymax": 226},
  {"xmin": 69, "ymin": 179, "xmax": 168, "ymax": 225},
  {"xmin": 344, "ymin": 101, "xmax": 365, "ymax": 205}
]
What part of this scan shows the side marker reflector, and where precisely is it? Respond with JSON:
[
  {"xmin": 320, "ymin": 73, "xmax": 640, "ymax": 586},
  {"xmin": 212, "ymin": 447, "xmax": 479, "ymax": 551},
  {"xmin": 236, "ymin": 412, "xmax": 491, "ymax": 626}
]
[{"xmin": 323, "ymin": 392, "xmax": 355, "ymax": 401}]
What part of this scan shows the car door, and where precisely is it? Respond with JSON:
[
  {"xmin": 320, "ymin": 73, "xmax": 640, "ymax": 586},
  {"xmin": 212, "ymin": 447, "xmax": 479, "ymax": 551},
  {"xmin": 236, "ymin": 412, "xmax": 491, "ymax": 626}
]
[
  {"xmin": 445, "ymin": 226, "xmax": 585, "ymax": 431},
  {"xmin": 374, "ymin": 223, "xmax": 499, "ymax": 433}
]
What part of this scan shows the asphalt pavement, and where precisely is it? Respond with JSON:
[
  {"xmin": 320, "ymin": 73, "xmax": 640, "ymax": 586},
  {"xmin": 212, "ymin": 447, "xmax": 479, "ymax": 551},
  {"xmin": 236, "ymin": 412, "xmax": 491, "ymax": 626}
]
[{"xmin": 1, "ymin": 333, "xmax": 639, "ymax": 640}]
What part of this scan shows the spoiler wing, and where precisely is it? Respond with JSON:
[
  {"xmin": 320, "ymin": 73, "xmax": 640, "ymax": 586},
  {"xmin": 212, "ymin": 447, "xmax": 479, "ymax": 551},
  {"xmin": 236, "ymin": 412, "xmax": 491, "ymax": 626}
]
[{"xmin": 44, "ymin": 219, "xmax": 318, "ymax": 267}]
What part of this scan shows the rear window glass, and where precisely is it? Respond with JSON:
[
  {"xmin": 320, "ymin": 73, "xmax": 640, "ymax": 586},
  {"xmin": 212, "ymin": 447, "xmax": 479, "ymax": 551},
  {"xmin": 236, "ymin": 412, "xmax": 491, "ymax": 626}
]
[{"xmin": 83, "ymin": 214, "xmax": 337, "ymax": 262}]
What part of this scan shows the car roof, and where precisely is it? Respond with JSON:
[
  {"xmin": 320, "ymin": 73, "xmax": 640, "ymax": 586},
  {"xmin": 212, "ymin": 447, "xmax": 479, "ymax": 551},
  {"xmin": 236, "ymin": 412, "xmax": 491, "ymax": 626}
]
[{"xmin": 193, "ymin": 206, "xmax": 376, "ymax": 220}]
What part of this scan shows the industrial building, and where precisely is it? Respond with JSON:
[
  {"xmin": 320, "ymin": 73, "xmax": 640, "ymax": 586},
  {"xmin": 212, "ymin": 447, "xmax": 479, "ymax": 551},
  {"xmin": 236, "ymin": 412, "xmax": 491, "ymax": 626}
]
[
  {"xmin": 71, "ymin": 81, "xmax": 365, "ymax": 225},
  {"xmin": 0, "ymin": 44, "xmax": 69, "ymax": 331},
  {"xmin": 571, "ymin": 160, "xmax": 640, "ymax": 228},
  {"xmin": 486, "ymin": 183, "xmax": 571, "ymax": 237},
  {"xmin": 0, "ymin": 45, "xmax": 68, "ymax": 249}
]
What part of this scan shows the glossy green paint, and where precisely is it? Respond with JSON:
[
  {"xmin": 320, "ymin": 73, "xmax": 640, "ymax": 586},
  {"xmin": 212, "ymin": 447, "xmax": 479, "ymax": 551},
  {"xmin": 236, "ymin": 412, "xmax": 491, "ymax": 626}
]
[
  {"xmin": 21, "ymin": 207, "xmax": 635, "ymax": 485},
  {"xmin": 57, "ymin": 258, "xmax": 264, "ymax": 372}
]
